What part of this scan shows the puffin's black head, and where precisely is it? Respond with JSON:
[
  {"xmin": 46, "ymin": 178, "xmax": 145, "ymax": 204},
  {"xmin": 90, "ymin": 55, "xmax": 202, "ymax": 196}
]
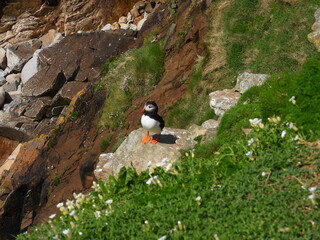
[{"xmin": 143, "ymin": 101, "xmax": 158, "ymax": 113}]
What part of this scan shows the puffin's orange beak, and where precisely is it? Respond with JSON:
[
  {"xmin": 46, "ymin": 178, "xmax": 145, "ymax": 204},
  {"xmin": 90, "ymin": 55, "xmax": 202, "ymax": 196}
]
[{"xmin": 141, "ymin": 106, "xmax": 145, "ymax": 113}]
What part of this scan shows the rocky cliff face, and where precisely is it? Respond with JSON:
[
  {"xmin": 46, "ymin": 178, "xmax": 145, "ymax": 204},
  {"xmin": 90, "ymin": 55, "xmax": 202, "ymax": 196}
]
[
  {"xmin": 0, "ymin": 0, "xmax": 139, "ymax": 47},
  {"xmin": 0, "ymin": 0, "xmax": 210, "ymax": 239}
]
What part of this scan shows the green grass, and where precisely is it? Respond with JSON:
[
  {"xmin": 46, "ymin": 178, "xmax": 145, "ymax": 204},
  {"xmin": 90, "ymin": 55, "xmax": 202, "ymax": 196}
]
[
  {"xmin": 98, "ymin": 38, "xmax": 165, "ymax": 130},
  {"xmin": 16, "ymin": 119, "xmax": 320, "ymax": 239}
]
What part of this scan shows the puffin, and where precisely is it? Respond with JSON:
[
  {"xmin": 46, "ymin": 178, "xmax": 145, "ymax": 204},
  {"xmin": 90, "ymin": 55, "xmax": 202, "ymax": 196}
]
[{"xmin": 141, "ymin": 101, "xmax": 165, "ymax": 144}]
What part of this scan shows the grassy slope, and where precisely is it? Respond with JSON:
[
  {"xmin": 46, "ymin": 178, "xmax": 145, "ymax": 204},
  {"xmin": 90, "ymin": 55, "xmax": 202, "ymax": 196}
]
[{"xmin": 17, "ymin": 0, "xmax": 320, "ymax": 239}]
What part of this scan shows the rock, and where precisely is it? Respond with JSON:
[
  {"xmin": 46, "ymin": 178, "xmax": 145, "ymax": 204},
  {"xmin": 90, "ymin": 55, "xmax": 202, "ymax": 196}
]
[
  {"xmin": 0, "ymin": 48, "xmax": 7, "ymax": 69},
  {"xmin": 39, "ymin": 29, "xmax": 63, "ymax": 48},
  {"xmin": 21, "ymin": 49, "xmax": 42, "ymax": 84},
  {"xmin": 6, "ymin": 39, "xmax": 42, "ymax": 72},
  {"xmin": 134, "ymin": 1, "xmax": 146, "ymax": 10},
  {"xmin": 2, "ymin": 80, "xmax": 19, "ymax": 92},
  {"xmin": 6, "ymin": 73, "xmax": 21, "ymax": 84},
  {"xmin": 120, "ymin": 23, "xmax": 129, "ymax": 30},
  {"xmin": 0, "ymin": 88, "xmax": 5, "ymax": 109},
  {"xmin": 23, "ymin": 97, "xmax": 51, "ymax": 120},
  {"xmin": 51, "ymin": 82, "xmax": 90, "ymax": 107},
  {"xmin": 308, "ymin": 9, "xmax": 320, "ymax": 51},
  {"xmin": 145, "ymin": 3, "xmax": 155, "ymax": 13},
  {"xmin": 209, "ymin": 89, "xmax": 241, "ymax": 116},
  {"xmin": 0, "ymin": 143, "xmax": 22, "ymax": 176},
  {"xmin": 137, "ymin": 18, "xmax": 147, "ymax": 31},
  {"xmin": 130, "ymin": 8, "xmax": 140, "ymax": 18},
  {"xmin": 133, "ymin": 16, "xmax": 144, "ymax": 25},
  {"xmin": 129, "ymin": 24, "xmax": 138, "ymax": 31},
  {"xmin": 101, "ymin": 24, "xmax": 112, "ymax": 31},
  {"xmin": 95, "ymin": 127, "xmax": 207, "ymax": 181},
  {"xmin": 201, "ymin": 119, "xmax": 219, "ymax": 130},
  {"xmin": 119, "ymin": 16, "xmax": 127, "ymax": 24},
  {"xmin": 111, "ymin": 22, "xmax": 121, "ymax": 30},
  {"xmin": 0, "ymin": 76, "xmax": 6, "ymax": 87},
  {"xmin": 235, "ymin": 72, "xmax": 270, "ymax": 93},
  {"xmin": 127, "ymin": 12, "xmax": 133, "ymax": 23}
]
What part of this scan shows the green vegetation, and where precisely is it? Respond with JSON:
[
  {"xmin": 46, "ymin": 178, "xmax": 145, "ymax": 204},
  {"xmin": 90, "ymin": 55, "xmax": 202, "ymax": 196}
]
[
  {"xmin": 98, "ymin": 37, "xmax": 165, "ymax": 130},
  {"xmin": 16, "ymin": 118, "xmax": 320, "ymax": 239},
  {"xmin": 100, "ymin": 135, "xmax": 112, "ymax": 152},
  {"xmin": 167, "ymin": 0, "xmax": 320, "ymax": 129},
  {"xmin": 67, "ymin": 111, "xmax": 81, "ymax": 122},
  {"xmin": 16, "ymin": 1, "xmax": 320, "ymax": 239}
]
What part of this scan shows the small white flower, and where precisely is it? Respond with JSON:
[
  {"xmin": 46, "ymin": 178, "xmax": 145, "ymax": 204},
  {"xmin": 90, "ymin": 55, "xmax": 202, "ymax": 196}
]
[
  {"xmin": 62, "ymin": 229, "xmax": 70, "ymax": 235},
  {"xmin": 281, "ymin": 130, "xmax": 286, "ymax": 138},
  {"xmin": 106, "ymin": 199, "xmax": 113, "ymax": 205},
  {"xmin": 289, "ymin": 96, "xmax": 296, "ymax": 104},
  {"xmin": 94, "ymin": 211, "xmax": 101, "ymax": 218},
  {"xmin": 53, "ymin": 235, "xmax": 59, "ymax": 239},
  {"xmin": 146, "ymin": 178, "xmax": 153, "ymax": 185},
  {"xmin": 56, "ymin": 202, "xmax": 64, "ymax": 208},
  {"xmin": 158, "ymin": 236, "xmax": 167, "ymax": 240},
  {"xmin": 49, "ymin": 214, "xmax": 56, "ymax": 219},
  {"xmin": 144, "ymin": 220, "xmax": 149, "ymax": 224},
  {"xmin": 293, "ymin": 135, "xmax": 299, "ymax": 141},
  {"xmin": 288, "ymin": 122, "xmax": 294, "ymax": 129},
  {"xmin": 248, "ymin": 138, "xmax": 254, "ymax": 146},
  {"xmin": 309, "ymin": 186, "xmax": 317, "ymax": 193},
  {"xmin": 95, "ymin": 168, "xmax": 103, "ymax": 173},
  {"xmin": 308, "ymin": 194, "xmax": 315, "ymax": 200},
  {"xmin": 301, "ymin": 186, "xmax": 307, "ymax": 190},
  {"xmin": 195, "ymin": 196, "xmax": 202, "ymax": 201},
  {"xmin": 249, "ymin": 118, "xmax": 262, "ymax": 127},
  {"xmin": 245, "ymin": 151, "xmax": 253, "ymax": 156},
  {"xmin": 165, "ymin": 163, "xmax": 173, "ymax": 172},
  {"xmin": 147, "ymin": 161, "xmax": 152, "ymax": 167},
  {"xmin": 69, "ymin": 210, "xmax": 76, "ymax": 216},
  {"xmin": 261, "ymin": 172, "xmax": 267, "ymax": 177},
  {"xmin": 79, "ymin": 232, "xmax": 83, "ymax": 235},
  {"xmin": 153, "ymin": 175, "xmax": 159, "ymax": 180}
]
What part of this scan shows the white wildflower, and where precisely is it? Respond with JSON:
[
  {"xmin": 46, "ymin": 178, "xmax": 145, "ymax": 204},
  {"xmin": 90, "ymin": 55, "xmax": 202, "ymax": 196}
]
[
  {"xmin": 53, "ymin": 235, "xmax": 58, "ymax": 239},
  {"xmin": 106, "ymin": 199, "xmax": 113, "ymax": 205},
  {"xmin": 288, "ymin": 122, "xmax": 294, "ymax": 129},
  {"xmin": 94, "ymin": 211, "xmax": 101, "ymax": 218},
  {"xmin": 308, "ymin": 194, "xmax": 315, "ymax": 200},
  {"xmin": 309, "ymin": 186, "xmax": 317, "ymax": 193},
  {"xmin": 281, "ymin": 130, "xmax": 286, "ymax": 138},
  {"xmin": 293, "ymin": 135, "xmax": 299, "ymax": 141},
  {"xmin": 49, "ymin": 214, "xmax": 56, "ymax": 219},
  {"xmin": 146, "ymin": 178, "xmax": 153, "ymax": 185},
  {"xmin": 301, "ymin": 186, "xmax": 307, "ymax": 190},
  {"xmin": 261, "ymin": 172, "xmax": 267, "ymax": 177},
  {"xmin": 249, "ymin": 118, "xmax": 262, "ymax": 127},
  {"xmin": 289, "ymin": 96, "xmax": 296, "ymax": 104},
  {"xmin": 248, "ymin": 138, "xmax": 254, "ymax": 146},
  {"xmin": 69, "ymin": 210, "xmax": 76, "ymax": 216},
  {"xmin": 245, "ymin": 151, "xmax": 253, "ymax": 156},
  {"xmin": 147, "ymin": 161, "xmax": 152, "ymax": 167},
  {"xmin": 56, "ymin": 202, "xmax": 64, "ymax": 208},
  {"xmin": 165, "ymin": 163, "xmax": 173, "ymax": 172},
  {"xmin": 79, "ymin": 232, "xmax": 83, "ymax": 235},
  {"xmin": 195, "ymin": 196, "xmax": 202, "ymax": 201},
  {"xmin": 62, "ymin": 229, "xmax": 70, "ymax": 235},
  {"xmin": 158, "ymin": 236, "xmax": 167, "ymax": 240},
  {"xmin": 95, "ymin": 168, "xmax": 103, "ymax": 173},
  {"xmin": 145, "ymin": 220, "xmax": 149, "ymax": 224}
]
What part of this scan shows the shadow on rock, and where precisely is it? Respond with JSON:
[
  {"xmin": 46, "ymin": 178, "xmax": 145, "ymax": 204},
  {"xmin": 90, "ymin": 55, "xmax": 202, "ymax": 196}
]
[{"xmin": 157, "ymin": 134, "xmax": 178, "ymax": 144}]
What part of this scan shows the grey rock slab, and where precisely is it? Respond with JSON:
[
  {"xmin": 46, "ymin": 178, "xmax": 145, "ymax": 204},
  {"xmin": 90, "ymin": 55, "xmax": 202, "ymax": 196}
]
[
  {"xmin": 95, "ymin": 126, "xmax": 207, "ymax": 181},
  {"xmin": 235, "ymin": 72, "xmax": 269, "ymax": 93},
  {"xmin": 0, "ymin": 47, "xmax": 7, "ymax": 69},
  {"xmin": 6, "ymin": 39, "xmax": 42, "ymax": 72},
  {"xmin": 21, "ymin": 49, "xmax": 42, "ymax": 84},
  {"xmin": 209, "ymin": 89, "xmax": 241, "ymax": 116},
  {"xmin": 23, "ymin": 97, "xmax": 51, "ymax": 120}
]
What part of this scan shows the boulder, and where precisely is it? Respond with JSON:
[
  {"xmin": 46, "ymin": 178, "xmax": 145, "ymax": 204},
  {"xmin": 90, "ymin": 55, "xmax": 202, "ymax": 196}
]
[
  {"xmin": 23, "ymin": 97, "xmax": 51, "ymax": 120},
  {"xmin": 39, "ymin": 29, "xmax": 63, "ymax": 48},
  {"xmin": 101, "ymin": 24, "xmax": 112, "ymax": 31},
  {"xmin": 137, "ymin": 18, "xmax": 147, "ymax": 31},
  {"xmin": 201, "ymin": 119, "xmax": 219, "ymax": 130},
  {"xmin": 2, "ymin": 80, "xmax": 19, "ymax": 92},
  {"xmin": 209, "ymin": 89, "xmax": 241, "ymax": 116},
  {"xmin": 6, "ymin": 73, "xmax": 21, "ymax": 84},
  {"xmin": 129, "ymin": 24, "xmax": 138, "ymax": 31},
  {"xmin": 134, "ymin": 1, "xmax": 146, "ymax": 10},
  {"xmin": 95, "ymin": 126, "xmax": 207, "ymax": 181},
  {"xmin": 21, "ymin": 49, "xmax": 42, "ymax": 84},
  {"xmin": 6, "ymin": 39, "xmax": 42, "ymax": 72},
  {"xmin": 0, "ymin": 48, "xmax": 7, "ymax": 69},
  {"xmin": 308, "ymin": 9, "xmax": 320, "ymax": 51},
  {"xmin": 0, "ymin": 88, "xmax": 5, "ymax": 109},
  {"xmin": 120, "ymin": 23, "xmax": 129, "ymax": 30},
  {"xmin": 235, "ymin": 72, "xmax": 270, "ymax": 93},
  {"xmin": 22, "ymin": 67, "xmax": 67, "ymax": 97},
  {"xmin": 111, "ymin": 22, "xmax": 121, "ymax": 30},
  {"xmin": 118, "ymin": 16, "xmax": 127, "ymax": 24},
  {"xmin": 130, "ymin": 8, "xmax": 140, "ymax": 18}
]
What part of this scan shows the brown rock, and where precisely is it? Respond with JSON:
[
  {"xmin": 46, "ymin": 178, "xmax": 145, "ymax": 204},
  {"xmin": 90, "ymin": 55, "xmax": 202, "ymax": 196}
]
[
  {"xmin": 118, "ymin": 16, "xmax": 128, "ymax": 24},
  {"xmin": 134, "ymin": 1, "xmax": 146, "ymax": 10},
  {"xmin": 23, "ymin": 97, "xmax": 52, "ymax": 120},
  {"xmin": 0, "ymin": 136, "xmax": 19, "ymax": 166},
  {"xmin": 145, "ymin": 3, "xmax": 155, "ymax": 13},
  {"xmin": 130, "ymin": 8, "xmax": 140, "ymax": 18},
  {"xmin": 111, "ymin": 22, "xmax": 121, "ymax": 30},
  {"xmin": 133, "ymin": 16, "xmax": 144, "ymax": 25}
]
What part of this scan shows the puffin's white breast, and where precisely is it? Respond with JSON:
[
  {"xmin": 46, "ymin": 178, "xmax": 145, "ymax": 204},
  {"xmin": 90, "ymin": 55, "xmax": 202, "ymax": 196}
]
[{"xmin": 141, "ymin": 114, "xmax": 161, "ymax": 134}]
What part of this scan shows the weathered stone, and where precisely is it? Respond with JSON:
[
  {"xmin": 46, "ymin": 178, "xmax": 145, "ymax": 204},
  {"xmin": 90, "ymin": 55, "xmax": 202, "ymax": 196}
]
[
  {"xmin": 22, "ymin": 68, "xmax": 67, "ymax": 97},
  {"xmin": 19, "ymin": 122, "xmax": 38, "ymax": 135},
  {"xmin": 101, "ymin": 24, "xmax": 112, "ymax": 31},
  {"xmin": 201, "ymin": 119, "xmax": 219, "ymax": 130},
  {"xmin": 235, "ymin": 72, "xmax": 270, "ymax": 93},
  {"xmin": 0, "ymin": 137, "xmax": 19, "ymax": 167},
  {"xmin": 0, "ymin": 143, "xmax": 21, "ymax": 176},
  {"xmin": 23, "ymin": 97, "xmax": 51, "ymax": 120},
  {"xmin": 133, "ymin": 16, "xmax": 144, "ymax": 25},
  {"xmin": 39, "ymin": 29, "xmax": 63, "ymax": 48},
  {"xmin": 0, "ymin": 48, "xmax": 7, "ymax": 69},
  {"xmin": 120, "ymin": 23, "xmax": 129, "ymax": 30},
  {"xmin": 0, "ymin": 76, "xmax": 6, "ymax": 87},
  {"xmin": 95, "ymin": 127, "xmax": 207, "ymax": 181},
  {"xmin": 0, "ymin": 126, "xmax": 31, "ymax": 142},
  {"xmin": 129, "ymin": 24, "xmax": 138, "ymax": 31},
  {"xmin": 119, "ymin": 16, "xmax": 127, "ymax": 24},
  {"xmin": 137, "ymin": 18, "xmax": 147, "ymax": 31},
  {"xmin": 0, "ymin": 88, "xmax": 5, "ymax": 109},
  {"xmin": 21, "ymin": 49, "xmax": 42, "ymax": 84},
  {"xmin": 5, "ymin": 73, "xmax": 21, "ymax": 84},
  {"xmin": 6, "ymin": 39, "xmax": 42, "ymax": 72},
  {"xmin": 130, "ymin": 8, "xmax": 140, "ymax": 18},
  {"xmin": 308, "ymin": 9, "xmax": 320, "ymax": 51},
  {"xmin": 145, "ymin": 3, "xmax": 155, "ymax": 13},
  {"xmin": 111, "ymin": 22, "xmax": 121, "ymax": 30},
  {"xmin": 209, "ymin": 89, "xmax": 241, "ymax": 116},
  {"xmin": 134, "ymin": 1, "xmax": 146, "ymax": 10},
  {"xmin": 51, "ymin": 82, "xmax": 90, "ymax": 107},
  {"xmin": 2, "ymin": 80, "xmax": 19, "ymax": 92},
  {"xmin": 46, "ymin": 106, "xmax": 64, "ymax": 118}
]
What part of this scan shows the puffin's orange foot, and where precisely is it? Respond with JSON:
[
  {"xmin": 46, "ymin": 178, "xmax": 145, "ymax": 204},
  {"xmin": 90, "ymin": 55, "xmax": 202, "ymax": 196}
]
[
  {"xmin": 151, "ymin": 138, "xmax": 159, "ymax": 144},
  {"xmin": 141, "ymin": 135, "xmax": 151, "ymax": 144}
]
